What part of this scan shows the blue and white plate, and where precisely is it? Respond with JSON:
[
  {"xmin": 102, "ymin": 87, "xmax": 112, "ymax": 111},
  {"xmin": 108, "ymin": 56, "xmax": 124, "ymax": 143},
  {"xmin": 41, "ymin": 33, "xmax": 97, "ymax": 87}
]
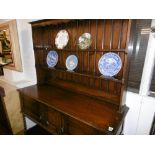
[
  {"xmin": 98, "ymin": 52, "xmax": 122, "ymax": 77},
  {"xmin": 66, "ymin": 55, "xmax": 78, "ymax": 71},
  {"xmin": 46, "ymin": 50, "xmax": 58, "ymax": 68}
]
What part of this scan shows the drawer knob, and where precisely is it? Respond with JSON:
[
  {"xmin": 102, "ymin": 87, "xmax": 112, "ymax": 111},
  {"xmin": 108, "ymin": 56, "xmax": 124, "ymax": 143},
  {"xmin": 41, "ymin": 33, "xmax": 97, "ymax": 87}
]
[
  {"xmin": 46, "ymin": 121, "xmax": 49, "ymax": 125},
  {"xmin": 61, "ymin": 127, "xmax": 64, "ymax": 134},
  {"xmin": 108, "ymin": 126, "xmax": 114, "ymax": 132}
]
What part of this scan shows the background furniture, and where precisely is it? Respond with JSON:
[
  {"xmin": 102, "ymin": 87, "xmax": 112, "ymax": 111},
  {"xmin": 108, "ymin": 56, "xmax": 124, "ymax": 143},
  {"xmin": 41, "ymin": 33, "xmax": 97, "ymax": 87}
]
[
  {"xmin": 0, "ymin": 86, "xmax": 12, "ymax": 134},
  {"xmin": 0, "ymin": 80, "xmax": 24, "ymax": 134},
  {"xmin": 19, "ymin": 19, "xmax": 132, "ymax": 135}
]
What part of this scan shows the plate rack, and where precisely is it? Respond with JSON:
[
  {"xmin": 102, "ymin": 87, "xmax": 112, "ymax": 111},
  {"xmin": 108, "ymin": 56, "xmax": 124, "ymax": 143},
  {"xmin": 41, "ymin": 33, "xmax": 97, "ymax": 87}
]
[{"xmin": 31, "ymin": 19, "xmax": 131, "ymax": 110}]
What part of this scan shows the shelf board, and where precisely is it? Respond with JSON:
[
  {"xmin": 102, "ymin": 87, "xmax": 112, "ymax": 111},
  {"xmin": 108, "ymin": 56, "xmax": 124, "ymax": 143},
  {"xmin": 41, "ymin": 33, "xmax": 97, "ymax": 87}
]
[
  {"xmin": 37, "ymin": 65, "xmax": 124, "ymax": 84},
  {"xmin": 34, "ymin": 45, "xmax": 127, "ymax": 53}
]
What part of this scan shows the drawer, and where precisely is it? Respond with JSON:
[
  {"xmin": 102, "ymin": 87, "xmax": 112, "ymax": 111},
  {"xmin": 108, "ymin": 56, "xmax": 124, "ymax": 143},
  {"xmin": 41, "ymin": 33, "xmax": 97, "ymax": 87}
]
[
  {"xmin": 66, "ymin": 117, "xmax": 99, "ymax": 135},
  {"xmin": 46, "ymin": 108, "xmax": 63, "ymax": 134}
]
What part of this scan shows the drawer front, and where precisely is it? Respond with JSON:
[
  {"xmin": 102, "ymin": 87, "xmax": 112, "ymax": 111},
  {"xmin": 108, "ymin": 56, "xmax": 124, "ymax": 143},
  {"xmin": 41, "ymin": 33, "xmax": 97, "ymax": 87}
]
[
  {"xmin": 46, "ymin": 108, "xmax": 63, "ymax": 134},
  {"xmin": 66, "ymin": 117, "xmax": 99, "ymax": 135}
]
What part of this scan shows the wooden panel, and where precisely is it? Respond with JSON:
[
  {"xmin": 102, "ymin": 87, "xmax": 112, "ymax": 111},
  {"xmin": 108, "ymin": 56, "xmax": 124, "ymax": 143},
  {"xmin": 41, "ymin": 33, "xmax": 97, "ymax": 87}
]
[
  {"xmin": 104, "ymin": 20, "xmax": 112, "ymax": 49},
  {"xmin": 22, "ymin": 95, "xmax": 41, "ymax": 122},
  {"xmin": 112, "ymin": 20, "xmax": 122, "ymax": 49},
  {"xmin": 121, "ymin": 20, "xmax": 129, "ymax": 49},
  {"xmin": 47, "ymin": 108, "xmax": 63, "ymax": 134},
  {"xmin": 66, "ymin": 117, "xmax": 99, "ymax": 135}
]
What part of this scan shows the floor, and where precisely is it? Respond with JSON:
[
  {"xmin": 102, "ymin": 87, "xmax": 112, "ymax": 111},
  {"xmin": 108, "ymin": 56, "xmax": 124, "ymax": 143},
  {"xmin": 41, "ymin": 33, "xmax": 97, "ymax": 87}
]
[{"xmin": 0, "ymin": 124, "xmax": 51, "ymax": 135}]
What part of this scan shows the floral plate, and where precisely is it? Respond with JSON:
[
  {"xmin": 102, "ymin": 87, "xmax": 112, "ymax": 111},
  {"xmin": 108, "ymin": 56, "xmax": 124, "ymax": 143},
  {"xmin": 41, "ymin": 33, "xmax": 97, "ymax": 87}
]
[
  {"xmin": 78, "ymin": 33, "xmax": 92, "ymax": 50},
  {"xmin": 55, "ymin": 29, "xmax": 69, "ymax": 49}
]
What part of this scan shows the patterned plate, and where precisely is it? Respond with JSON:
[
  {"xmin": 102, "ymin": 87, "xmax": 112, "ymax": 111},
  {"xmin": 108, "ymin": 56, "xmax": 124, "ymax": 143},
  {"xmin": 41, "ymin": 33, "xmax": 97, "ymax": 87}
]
[
  {"xmin": 78, "ymin": 33, "xmax": 92, "ymax": 50},
  {"xmin": 46, "ymin": 50, "xmax": 58, "ymax": 68},
  {"xmin": 66, "ymin": 55, "xmax": 78, "ymax": 71},
  {"xmin": 98, "ymin": 52, "xmax": 122, "ymax": 77},
  {"xmin": 55, "ymin": 29, "xmax": 69, "ymax": 49}
]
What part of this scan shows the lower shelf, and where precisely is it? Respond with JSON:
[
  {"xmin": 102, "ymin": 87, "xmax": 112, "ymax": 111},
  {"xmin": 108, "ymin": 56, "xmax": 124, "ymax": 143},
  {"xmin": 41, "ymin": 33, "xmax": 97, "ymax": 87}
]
[{"xmin": 26, "ymin": 125, "xmax": 51, "ymax": 135}]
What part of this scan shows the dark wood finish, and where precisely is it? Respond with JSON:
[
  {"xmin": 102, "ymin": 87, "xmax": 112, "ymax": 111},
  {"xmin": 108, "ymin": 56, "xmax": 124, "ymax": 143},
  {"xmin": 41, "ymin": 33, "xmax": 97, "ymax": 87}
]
[
  {"xmin": 31, "ymin": 19, "xmax": 131, "ymax": 108},
  {"xmin": 0, "ymin": 66, "xmax": 4, "ymax": 75},
  {"xmin": 0, "ymin": 86, "xmax": 12, "ymax": 134},
  {"xmin": 19, "ymin": 84, "xmax": 128, "ymax": 134},
  {"xmin": 19, "ymin": 19, "xmax": 131, "ymax": 135}
]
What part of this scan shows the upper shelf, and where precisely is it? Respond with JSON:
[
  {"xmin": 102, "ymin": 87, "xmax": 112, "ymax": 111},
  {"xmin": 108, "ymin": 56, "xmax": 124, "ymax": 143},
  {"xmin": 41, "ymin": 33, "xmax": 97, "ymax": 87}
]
[{"xmin": 34, "ymin": 45, "xmax": 127, "ymax": 53}]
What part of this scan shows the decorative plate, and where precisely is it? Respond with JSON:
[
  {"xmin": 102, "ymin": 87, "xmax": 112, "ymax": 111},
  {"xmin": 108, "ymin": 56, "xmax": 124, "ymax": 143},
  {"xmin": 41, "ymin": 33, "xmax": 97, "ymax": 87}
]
[
  {"xmin": 55, "ymin": 29, "xmax": 69, "ymax": 49},
  {"xmin": 66, "ymin": 55, "xmax": 78, "ymax": 71},
  {"xmin": 78, "ymin": 33, "xmax": 92, "ymax": 50},
  {"xmin": 46, "ymin": 50, "xmax": 58, "ymax": 68},
  {"xmin": 98, "ymin": 52, "xmax": 122, "ymax": 77}
]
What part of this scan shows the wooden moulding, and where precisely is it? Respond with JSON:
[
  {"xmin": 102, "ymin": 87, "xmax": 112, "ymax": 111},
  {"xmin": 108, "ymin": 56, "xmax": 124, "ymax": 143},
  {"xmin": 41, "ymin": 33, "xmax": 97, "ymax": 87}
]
[{"xmin": 30, "ymin": 19, "xmax": 75, "ymax": 28}]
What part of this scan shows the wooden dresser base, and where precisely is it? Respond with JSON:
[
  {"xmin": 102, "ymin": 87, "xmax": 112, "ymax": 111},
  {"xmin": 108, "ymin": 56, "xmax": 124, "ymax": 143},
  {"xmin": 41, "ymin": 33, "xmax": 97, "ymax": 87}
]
[{"xmin": 19, "ymin": 84, "xmax": 128, "ymax": 135}]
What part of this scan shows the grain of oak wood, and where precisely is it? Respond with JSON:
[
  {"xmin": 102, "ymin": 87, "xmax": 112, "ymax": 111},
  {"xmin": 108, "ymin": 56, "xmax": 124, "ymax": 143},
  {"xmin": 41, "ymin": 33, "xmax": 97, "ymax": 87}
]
[{"xmin": 19, "ymin": 84, "xmax": 128, "ymax": 134}]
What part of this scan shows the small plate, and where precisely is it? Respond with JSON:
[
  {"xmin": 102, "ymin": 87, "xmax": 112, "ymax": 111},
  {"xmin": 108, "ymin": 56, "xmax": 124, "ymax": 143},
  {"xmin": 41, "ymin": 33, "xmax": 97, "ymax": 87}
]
[
  {"xmin": 66, "ymin": 55, "xmax": 78, "ymax": 71},
  {"xmin": 78, "ymin": 33, "xmax": 92, "ymax": 50},
  {"xmin": 98, "ymin": 52, "xmax": 122, "ymax": 77},
  {"xmin": 55, "ymin": 29, "xmax": 69, "ymax": 49},
  {"xmin": 46, "ymin": 50, "xmax": 58, "ymax": 68}
]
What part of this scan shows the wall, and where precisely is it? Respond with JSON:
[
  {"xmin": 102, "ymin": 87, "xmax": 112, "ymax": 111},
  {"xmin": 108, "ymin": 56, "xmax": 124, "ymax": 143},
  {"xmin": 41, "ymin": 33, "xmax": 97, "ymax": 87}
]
[
  {"xmin": 0, "ymin": 19, "xmax": 37, "ymax": 130},
  {"xmin": 124, "ymin": 92, "xmax": 155, "ymax": 134},
  {"xmin": 0, "ymin": 19, "xmax": 37, "ymax": 85}
]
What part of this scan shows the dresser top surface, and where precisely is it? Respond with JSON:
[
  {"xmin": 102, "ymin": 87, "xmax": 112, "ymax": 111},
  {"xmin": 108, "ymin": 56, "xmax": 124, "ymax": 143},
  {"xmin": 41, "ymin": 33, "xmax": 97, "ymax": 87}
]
[{"xmin": 19, "ymin": 84, "xmax": 128, "ymax": 133}]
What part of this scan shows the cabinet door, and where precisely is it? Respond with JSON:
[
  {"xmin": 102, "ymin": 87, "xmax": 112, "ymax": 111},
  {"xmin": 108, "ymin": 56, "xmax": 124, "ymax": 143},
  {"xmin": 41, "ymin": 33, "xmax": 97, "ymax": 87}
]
[
  {"xmin": 46, "ymin": 108, "xmax": 63, "ymax": 134},
  {"xmin": 65, "ymin": 117, "xmax": 100, "ymax": 135},
  {"xmin": 22, "ymin": 96, "xmax": 42, "ymax": 123}
]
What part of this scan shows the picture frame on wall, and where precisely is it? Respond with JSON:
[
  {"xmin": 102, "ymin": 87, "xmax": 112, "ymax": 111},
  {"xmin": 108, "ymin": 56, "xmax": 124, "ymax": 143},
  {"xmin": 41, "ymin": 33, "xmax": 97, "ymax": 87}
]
[{"xmin": 0, "ymin": 20, "xmax": 22, "ymax": 72}]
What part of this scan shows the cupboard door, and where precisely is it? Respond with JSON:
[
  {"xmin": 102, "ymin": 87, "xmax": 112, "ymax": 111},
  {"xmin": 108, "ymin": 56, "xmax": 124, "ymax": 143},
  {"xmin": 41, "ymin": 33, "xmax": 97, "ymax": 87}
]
[
  {"xmin": 66, "ymin": 117, "xmax": 99, "ymax": 135},
  {"xmin": 22, "ymin": 96, "xmax": 42, "ymax": 123},
  {"xmin": 46, "ymin": 108, "xmax": 63, "ymax": 134}
]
